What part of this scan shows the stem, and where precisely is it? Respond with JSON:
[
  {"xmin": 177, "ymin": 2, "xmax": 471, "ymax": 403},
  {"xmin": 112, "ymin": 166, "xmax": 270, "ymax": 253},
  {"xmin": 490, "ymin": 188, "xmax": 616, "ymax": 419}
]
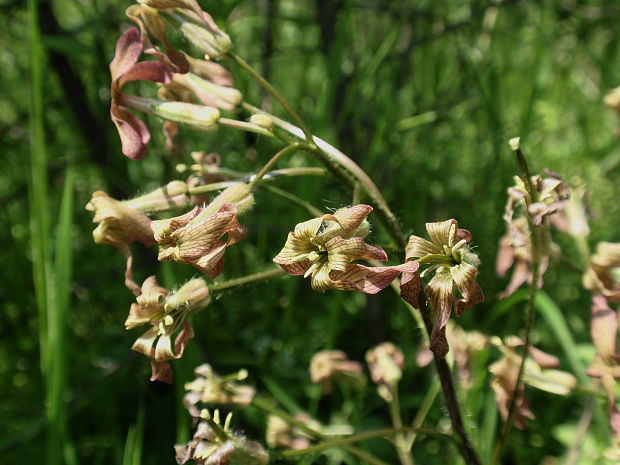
[
  {"xmin": 251, "ymin": 397, "xmax": 391, "ymax": 465},
  {"xmin": 250, "ymin": 143, "xmax": 300, "ymax": 187},
  {"xmin": 278, "ymin": 427, "xmax": 454, "ymax": 459},
  {"xmin": 242, "ymin": 103, "xmax": 407, "ymax": 250},
  {"xmin": 419, "ymin": 297, "xmax": 482, "ymax": 465},
  {"xmin": 229, "ymin": 52, "xmax": 315, "ymax": 144},
  {"xmin": 217, "ymin": 117, "xmax": 275, "ymax": 138},
  {"xmin": 208, "ymin": 267, "xmax": 286, "ymax": 293},
  {"xmin": 260, "ymin": 184, "xmax": 324, "ymax": 217},
  {"xmin": 405, "ymin": 380, "xmax": 440, "ymax": 450},
  {"xmin": 388, "ymin": 385, "xmax": 415, "ymax": 465},
  {"xmin": 490, "ymin": 141, "xmax": 542, "ymax": 465}
]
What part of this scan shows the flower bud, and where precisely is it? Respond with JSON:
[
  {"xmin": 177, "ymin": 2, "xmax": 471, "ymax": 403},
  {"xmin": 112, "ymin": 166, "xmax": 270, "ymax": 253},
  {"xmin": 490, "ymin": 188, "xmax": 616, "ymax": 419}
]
[
  {"xmin": 152, "ymin": 101, "xmax": 220, "ymax": 131},
  {"xmin": 178, "ymin": 19, "xmax": 232, "ymax": 60},
  {"xmin": 123, "ymin": 181, "xmax": 189, "ymax": 213},
  {"xmin": 249, "ymin": 114, "xmax": 273, "ymax": 129},
  {"xmin": 165, "ymin": 278, "xmax": 211, "ymax": 315}
]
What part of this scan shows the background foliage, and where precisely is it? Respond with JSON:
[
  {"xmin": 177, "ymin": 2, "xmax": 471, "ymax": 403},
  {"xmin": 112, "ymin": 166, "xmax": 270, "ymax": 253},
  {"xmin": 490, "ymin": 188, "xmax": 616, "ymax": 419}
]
[{"xmin": 2, "ymin": 0, "xmax": 620, "ymax": 463}]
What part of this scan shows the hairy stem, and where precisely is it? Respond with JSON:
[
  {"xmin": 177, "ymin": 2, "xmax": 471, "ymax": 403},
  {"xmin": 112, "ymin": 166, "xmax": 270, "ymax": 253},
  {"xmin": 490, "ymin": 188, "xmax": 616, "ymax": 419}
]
[{"xmin": 208, "ymin": 267, "xmax": 286, "ymax": 293}]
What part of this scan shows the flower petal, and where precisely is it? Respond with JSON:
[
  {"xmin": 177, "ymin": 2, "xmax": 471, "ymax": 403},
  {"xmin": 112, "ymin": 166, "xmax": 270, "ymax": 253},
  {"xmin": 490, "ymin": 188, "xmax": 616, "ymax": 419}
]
[
  {"xmin": 325, "ymin": 236, "xmax": 387, "ymax": 271},
  {"xmin": 450, "ymin": 262, "xmax": 484, "ymax": 315},
  {"xmin": 119, "ymin": 60, "xmax": 171, "ymax": 88},
  {"xmin": 110, "ymin": 105, "xmax": 151, "ymax": 160},
  {"xmin": 426, "ymin": 271, "xmax": 455, "ymax": 356},
  {"xmin": 591, "ymin": 295, "xmax": 618, "ymax": 364},
  {"xmin": 273, "ymin": 232, "xmax": 317, "ymax": 266},
  {"xmin": 321, "ymin": 204, "xmax": 373, "ymax": 238},
  {"xmin": 330, "ymin": 261, "xmax": 419, "ymax": 294},
  {"xmin": 110, "ymin": 27, "xmax": 142, "ymax": 81},
  {"xmin": 426, "ymin": 219, "xmax": 458, "ymax": 248},
  {"xmin": 405, "ymin": 235, "xmax": 441, "ymax": 260}
]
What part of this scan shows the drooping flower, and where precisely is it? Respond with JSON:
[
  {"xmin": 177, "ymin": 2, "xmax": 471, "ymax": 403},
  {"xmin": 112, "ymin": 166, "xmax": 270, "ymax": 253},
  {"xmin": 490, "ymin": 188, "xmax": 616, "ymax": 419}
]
[
  {"xmin": 273, "ymin": 205, "xmax": 418, "ymax": 293},
  {"xmin": 584, "ymin": 242, "xmax": 620, "ymax": 302},
  {"xmin": 129, "ymin": 277, "xmax": 210, "ymax": 382},
  {"xmin": 183, "ymin": 364, "xmax": 255, "ymax": 417},
  {"xmin": 586, "ymin": 296, "xmax": 620, "ymax": 436},
  {"xmin": 496, "ymin": 217, "xmax": 560, "ymax": 298},
  {"xmin": 309, "ymin": 350, "xmax": 364, "ymax": 394},
  {"xmin": 85, "ymin": 190, "xmax": 155, "ymax": 294},
  {"xmin": 490, "ymin": 336, "xmax": 576, "ymax": 429},
  {"xmin": 151, "ymin": 184, "xmax": 252, "ymax": 278},
  {"xmin": 402, "ymin": 219, "xmax": 483, "ymax": 356},
  {"xmin": 109, "ymin": 27, "xmax": 171, "ymax": 159},
  {"xmin": 175, "ymin": 411, "xmax": 268, "ymax": 465}
]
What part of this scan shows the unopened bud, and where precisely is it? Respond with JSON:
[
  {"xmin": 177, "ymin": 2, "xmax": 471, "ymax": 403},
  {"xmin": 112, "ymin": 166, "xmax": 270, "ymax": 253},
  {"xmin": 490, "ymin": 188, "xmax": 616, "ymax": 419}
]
[
  {"xmin": 123, "ymin": 181, "xmax": 189, "ymax": 213},
  {"xmin": 166, "ymin": 278, "xmax": 211, "ymax": 313},
  {"xmin": 180, "ymin": 73, "xmax": 242, "ymax": 110},
  {"xmin": 508, "ymin": 137, "xmax": 521, "ymax": 151},
  {"xmin": 249, "ymin": 114, "xmax": 273, "ymax": 129},
  {"xmin": 179, "ymin": 19, "xmax": 232, "ymax": 60},
  {"xmin": 152, "ymin": 101, "xmax": 220, "ymax": 131}
]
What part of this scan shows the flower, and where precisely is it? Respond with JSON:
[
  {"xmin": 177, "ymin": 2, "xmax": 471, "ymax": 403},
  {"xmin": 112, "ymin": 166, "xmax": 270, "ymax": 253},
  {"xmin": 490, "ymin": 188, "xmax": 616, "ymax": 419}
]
[
  {"xmin": 273, "ymin": 205, "xmax": 418, "ymax": 293},
  {"xmin": 265, "ymin": 415, "xmax": 311, "ymax": 450},
  {"xmin": 403, "ymin": 219, "xmax": 483, "ymax": 356},
  {"xmin": 129, "ymin": 277, "xmax": 210, "ymax": 382},
  {"xmin": 489, "ymin": 336, "xmax": 574, "ymax": 429},
  {"xmin": 309, "ymin": 350, "xmax": 364, "ymax": 394},
  {"xmin": 151, "ymin": 184, "xmax": 251, "ymax": 277},
  {"xmin": 366, "ymin": 342, "xmax": 405, "ymax": 402},
  {"xmin": 109, "ymin": 27, "xmax": 171, "ymax": 159},
  {"xmin": 584, "ymin": 242, "xmax": 620, "ymax": 302},
  {"xmin": 175, "ymin": 411, "xmax": 268, "ymax": 465},
  {"xmin": 86, "ymin": 191, "xmax": 155, "ymax": 249},
  {"xmin": 586, "ymin": 296, "xmax": 620, "ymax": 436},
  {"xmin": 183, "ymin": 364, "xmax": 255, "ymax": 417},
  {"xmin": 496, "ymin": 217, "xmax": 559, "ymax": 298},
  {"xmin": 504, "ymin": 169, "xmax": 569, "ymax": 227}
]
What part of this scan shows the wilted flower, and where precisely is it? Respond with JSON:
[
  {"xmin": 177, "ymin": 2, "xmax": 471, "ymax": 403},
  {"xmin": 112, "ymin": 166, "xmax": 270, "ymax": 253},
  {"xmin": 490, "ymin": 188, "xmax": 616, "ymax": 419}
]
[
  {"xmin": 266, "ymin": 415, "xmax": 311, "ymax": 450},
  {"xmin": 496, "ymin": 217, "xmax": 560, "ymax": 298},
  {"xmin": 184, "ymin": 364, "xmax": 255, "ymax": 417},
  {"xmin": 504, "ymin": 169, "xmax": 569, "ymax": 227},
  {"xmin": 402, "ymin": 219, "xmax": 483, "ymax": 357},
  {"xmin": 366, "ymin": 342, "xmax": 404, "ymax": 402},
  {"xmin": 86, "ymin": 190, "xmax": 155, "ymax": 294},
  {"xmin": 151, "ymin": 184, "xmax": 252, "ymax": 277},
  {"xmin": 273, "ymin": 205, "xmax": 418, "ymax": 293},
  {"xmin": 129, "ymin": 277, "xmax": 210, "ymax": 382},
  {"xmin": 310, "ymin": 350, "xmax": 364, "ymax": 394},
  {"xmin": 584, "ymin": 242, "xmax": 620, "ymax": 302},
  {"xmin": 175, "ymin": 411, "xmax": 268, "ymax": 465},
  {"xmin": 490, "ymin": 337, "xmax": 576, "ymax": 429},
  {"xmin": 586, "ymin": 296, "xmax": 620, "ymax": 435},
  {"xmin": 86, "ymin": 191, "xmax": 155, "ymax": 249},
  {"xmin": 109, "ymin": 27, "xmax": 171, "ymax": 159}
]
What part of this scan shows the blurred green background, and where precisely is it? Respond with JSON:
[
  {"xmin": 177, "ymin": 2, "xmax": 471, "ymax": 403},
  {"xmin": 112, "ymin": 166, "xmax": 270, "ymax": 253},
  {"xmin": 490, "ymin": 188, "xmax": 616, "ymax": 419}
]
[{"xmin": 2, "ymin": 0, "xmax": 620, "ymax": 463}]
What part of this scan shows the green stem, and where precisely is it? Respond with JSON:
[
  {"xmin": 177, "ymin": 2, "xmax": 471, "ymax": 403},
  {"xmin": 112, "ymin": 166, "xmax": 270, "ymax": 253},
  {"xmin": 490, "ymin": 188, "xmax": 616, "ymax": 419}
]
[
  {"xmin": 229, "ymin": 52, "xmax": 315, "ymax": 144},
  {"xmin": 208, "ymin": 267, "xmax": 286, "ymax": 293},
  {"xmin": 388, "ymin": 385, "xmax": 415, "ymax": 465},
  {"xmin": 260, "ymin": 184, "xmax": 324, "ymax": 217},
  {"xmin": 251, "ymin": 397, "xmax": 391, "ymax": 465},
  {"xmin": 278, "ymin": 426, "xmax": 453, "ymax": 459},
  {"xmin": 405, "ymin": 380, "xmax": 440, "ymax": 450},
  {"xmin": 217, "ymin": 117, "xmax": 274, "ymax": 138},
  {"xmin": 250, "ymin": 143, "xmax": 300, "ymax": 187},
  {"xmin": 490, "ymin": 142, "xmax": 542, "ymax": 465}
]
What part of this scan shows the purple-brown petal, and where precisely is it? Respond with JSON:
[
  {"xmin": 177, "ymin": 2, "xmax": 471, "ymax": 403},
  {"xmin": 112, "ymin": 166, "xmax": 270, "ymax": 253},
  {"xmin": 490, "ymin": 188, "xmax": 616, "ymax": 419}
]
[
  {"xmin": 110, "ymin": 27, "xmax": 143, "ymax": 81},
  {"xmin": 111, "ymin": 105, "xmax": 151, "ymax": 160},
  {"xmin": 330, "ymin": 261, "xmax": 419, "ymax": 294}
]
